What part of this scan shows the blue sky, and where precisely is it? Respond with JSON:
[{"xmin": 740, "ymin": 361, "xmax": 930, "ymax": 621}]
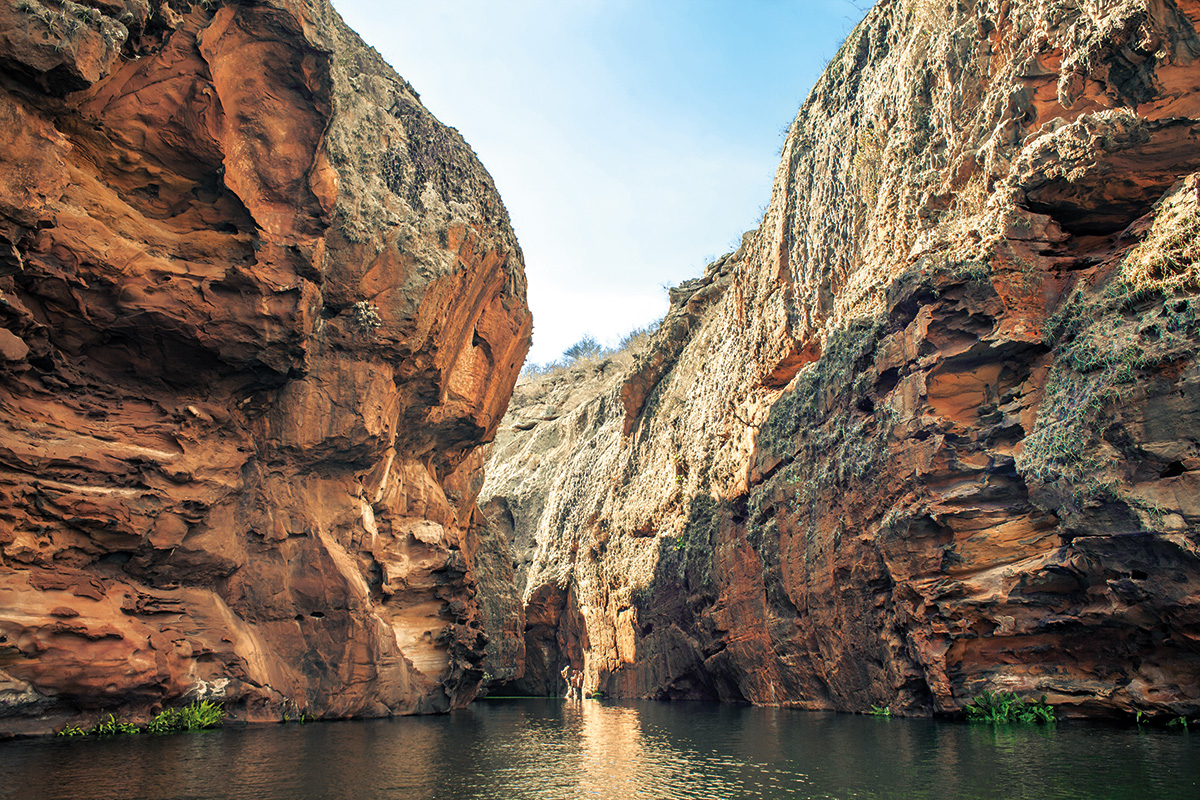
[{"xmin": 331, "ymin": 1, "xmax": 872, "ymax": 363}]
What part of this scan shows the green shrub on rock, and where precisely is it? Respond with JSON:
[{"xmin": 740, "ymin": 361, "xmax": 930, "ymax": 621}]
[
  {"xmin": 92, "ymin": 713, "xmax": 140, "ymax": 735},
  {"xmin": 965, "ymin": 691, "xmax": 1055, "ymax": 724},
  {"xmin": 146, "ymin": 700, "xmax": 226, "ymax": 733},
  {"xmin": 55, "ymin": 701, "xmax": 225, "ymax": 738}
]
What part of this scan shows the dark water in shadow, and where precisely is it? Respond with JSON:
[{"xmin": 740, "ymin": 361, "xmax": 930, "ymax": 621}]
[{"xmin": 2, "ymin": 699, "xmax": 1196, "ymax": 800}]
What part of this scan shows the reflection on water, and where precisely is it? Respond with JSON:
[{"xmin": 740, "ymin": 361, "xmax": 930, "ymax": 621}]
[{"xmin": 2, "ymin": 699, "xmax": 1197, "ymax": 800}]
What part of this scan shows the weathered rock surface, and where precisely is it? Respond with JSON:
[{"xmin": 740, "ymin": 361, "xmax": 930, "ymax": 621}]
[
  {"xmin": 0, "ymin": 0, "xmax": 530, "ymax": 735},
  {"xmin": 482, "ymin": 0, "xmax": 1200, "ymax": 718}
]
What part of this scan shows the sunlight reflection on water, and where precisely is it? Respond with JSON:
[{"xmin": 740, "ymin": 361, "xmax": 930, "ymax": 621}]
[{"xmin": 1, "ymin": 699, "xmax": 1197, "ymax": 800}]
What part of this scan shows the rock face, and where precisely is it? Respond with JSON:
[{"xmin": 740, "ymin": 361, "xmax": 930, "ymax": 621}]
[
  {"xmin": 0, "ymin": 0, "xmax": 530, "ymax": 735},
  {"xmin": 482, "ymin": 0, "xmax": 1200, "ymax": 717}
]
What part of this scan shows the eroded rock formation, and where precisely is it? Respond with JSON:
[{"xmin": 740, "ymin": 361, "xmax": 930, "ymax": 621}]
[
  {"xmin": 482, "ymin": 0, "xmax": 1200, "ymax": 717},
  {"xmin": 0, "ymin": 0, "xmax": 530, "ymax": 735}
]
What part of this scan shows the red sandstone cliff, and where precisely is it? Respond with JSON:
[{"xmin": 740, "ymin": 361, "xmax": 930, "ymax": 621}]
[
  {"xmin": 482, "ymin": 0, "xmax": 1200, "ymax": 718},
  {"xmin": 0, "ymin": 0, "xmax": 530, "ymax": 735}
]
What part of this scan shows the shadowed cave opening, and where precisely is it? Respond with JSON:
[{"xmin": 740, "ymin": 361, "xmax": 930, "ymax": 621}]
[{"xmin": 1160, "ymin": 461, "xmax": 1186, "ymax": 479}]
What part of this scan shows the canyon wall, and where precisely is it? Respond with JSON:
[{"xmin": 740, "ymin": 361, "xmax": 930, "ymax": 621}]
[
  {"xmin": 482, "ymin": 0, "xmax": 1200, "ymax": 717},
  {"xmin": 0, "ymin": 0, "xmax": 531, "ymax": 735}
]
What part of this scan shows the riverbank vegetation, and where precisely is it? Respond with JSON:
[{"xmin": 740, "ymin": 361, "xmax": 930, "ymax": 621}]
[
  {"xmin": 56, "ymin": 701, "xmax": 225, "ymax": 737},
  {"xmin": 965, "ymin": 692, "xmax": 1055, "ymax": 725}
]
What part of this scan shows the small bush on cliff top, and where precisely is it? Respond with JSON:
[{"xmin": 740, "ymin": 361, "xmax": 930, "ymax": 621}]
[
  {"xmin": 520, "ymin": 334, "xmax": 605, "ymax": 378},
  {"xmin": 618, "ymin": 322, "xmax": 658, "ymax": 353},
  {"xmin": 520, "ymin": 319, "xmax": 662, "ymax": 379},
  {"xmin": 563, "ymin": 335, "xmax": 602, "ymax": 362},
  {"xmin": 91, "ymin": 713, "xmax": 140, "ymax": 735}
]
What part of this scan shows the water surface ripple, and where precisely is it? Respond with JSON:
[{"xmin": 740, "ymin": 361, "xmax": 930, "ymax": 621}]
[{"xmin": 2, "ymin": 699, "xmax": 1196, "ymax": 800}]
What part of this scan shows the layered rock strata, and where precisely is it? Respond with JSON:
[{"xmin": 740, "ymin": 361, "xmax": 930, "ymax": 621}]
[
  {"xmin": 0, "ymin": 0, "xmax": 531, "ymax": 735},
  {"xmin": 482, "ymin": 0, "xmax": 1200, "ymax": 717}
]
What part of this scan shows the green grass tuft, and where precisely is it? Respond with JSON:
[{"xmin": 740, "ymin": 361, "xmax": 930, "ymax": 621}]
[
  {"xmin": 92, "ymin": 713, "xmax": 140, "ymax": 735},
  {"xmin": 146, "ymin": 700, "xmax": 226, "ymax": 733},
  {"xmin": 56, "ymin": 701, "xmax": 225, "ymax": 738}
]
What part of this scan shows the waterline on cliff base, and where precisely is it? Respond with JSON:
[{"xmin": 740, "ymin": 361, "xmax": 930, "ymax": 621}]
[{"xmin": 3, "ymin": 700, "xmax": 1197, "ymax": 800}]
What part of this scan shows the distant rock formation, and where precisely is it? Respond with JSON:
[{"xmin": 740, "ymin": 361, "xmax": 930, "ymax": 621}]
[
  {"xmin": 0, "ymin": 0, "xmax": 530, "ymax": 735},
  {"xmin": 481, "ymin": 0, "xmax": 1200, "ymax": 718}
]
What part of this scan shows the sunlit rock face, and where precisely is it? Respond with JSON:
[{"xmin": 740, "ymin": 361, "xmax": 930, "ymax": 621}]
[
  {"xmin": 0, "ymin": 0, "xmax": 530, "ymax": 735},
  {"xmin": 482, "ymin": 0, "xmax": 1200, "ymax": 718}
]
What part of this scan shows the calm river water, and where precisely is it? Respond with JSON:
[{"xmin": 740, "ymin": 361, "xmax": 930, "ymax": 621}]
[{"xmin": 2, "ymin": 699, "xmax": 1196, "ymax": 800}]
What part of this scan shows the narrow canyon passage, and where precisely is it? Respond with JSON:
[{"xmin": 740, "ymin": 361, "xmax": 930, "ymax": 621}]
[{"xmin": 0, "ymin": 0, "xmax": 1198, "ymax": 742}]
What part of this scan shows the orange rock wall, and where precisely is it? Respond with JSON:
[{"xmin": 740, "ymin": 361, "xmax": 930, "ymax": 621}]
[
  {"xmin": 0, "ymin": 0, "xmax": 530, "ymax": 735},
  {"xmin": 482, "ymin": 0, "xmax": 1200, "ymax": 718}
]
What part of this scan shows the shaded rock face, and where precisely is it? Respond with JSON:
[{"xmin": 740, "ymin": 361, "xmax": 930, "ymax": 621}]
[
  {"xmin": 0, "ymin": 0, "xmax": 531, "ymax": 734},
  {"xmin": 482, "ymin": 0, "xmax": 1200, "ymax": 718}
]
